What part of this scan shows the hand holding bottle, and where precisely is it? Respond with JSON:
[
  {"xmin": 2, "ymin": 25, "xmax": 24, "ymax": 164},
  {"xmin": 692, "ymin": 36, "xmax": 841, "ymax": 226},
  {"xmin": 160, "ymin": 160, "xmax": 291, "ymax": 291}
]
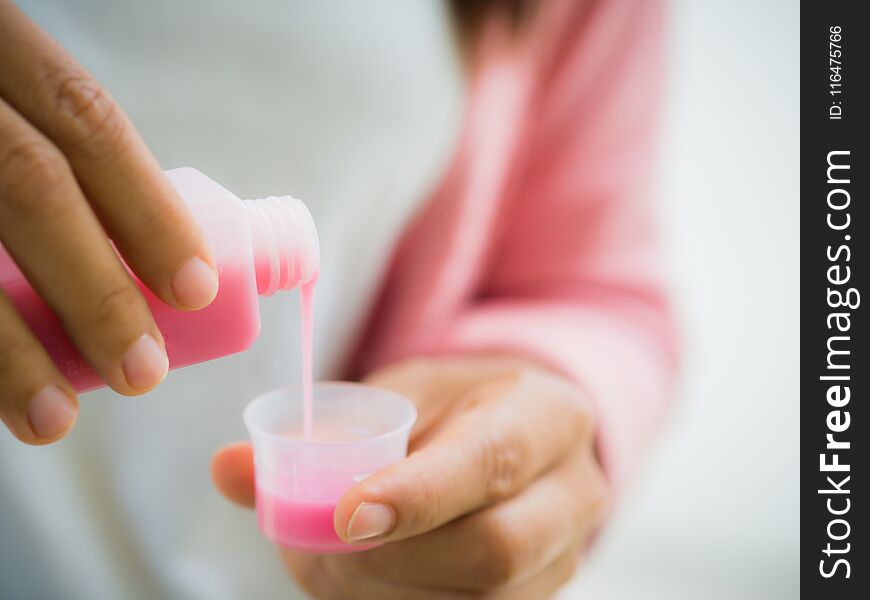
[{"xmin": 0, "ymin": 1, "xmax": 218, "ymax": 444}]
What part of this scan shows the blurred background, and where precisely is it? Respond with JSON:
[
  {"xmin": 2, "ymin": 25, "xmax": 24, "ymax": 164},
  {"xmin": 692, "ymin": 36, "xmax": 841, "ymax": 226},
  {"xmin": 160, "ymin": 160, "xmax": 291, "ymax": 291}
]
[{"xmin": 561, "ymin": 0, "xmax": 799, "ymax": 597}]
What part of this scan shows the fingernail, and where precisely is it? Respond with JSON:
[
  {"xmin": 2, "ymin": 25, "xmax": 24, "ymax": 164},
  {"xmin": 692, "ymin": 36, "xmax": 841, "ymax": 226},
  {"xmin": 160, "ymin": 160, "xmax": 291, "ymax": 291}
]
[
  {"xmin": 171, "ymin": 257, "xmax": 219, "ymax": 310},
  {"xmin": 347, "ymin": 502, "xmax": 395, "ymax": 541},
  {"xmin": 27, "ymin": 385, "xmax": 77, "ymax": 439},
  {"xmin": 122, "ymin": 334, "xmax": 169, "ymax": 390}
]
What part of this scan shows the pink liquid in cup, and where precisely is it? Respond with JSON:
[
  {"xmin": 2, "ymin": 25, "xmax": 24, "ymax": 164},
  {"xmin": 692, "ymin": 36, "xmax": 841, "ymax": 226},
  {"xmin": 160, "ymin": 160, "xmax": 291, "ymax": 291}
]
[
  {"xmin": 254, "ymin": 420, "xmax": 379, "ymax": 553},
  {"xmin": 256, "ymin": 489, "xmax": 377, "ymax": 553},
  {"xmin": 245, "ymin": 383, "xmax": 416, "ymax": 554},
  {"xmin": 253, "ymin": 287, "xmax": 373, "ymax": 554}
]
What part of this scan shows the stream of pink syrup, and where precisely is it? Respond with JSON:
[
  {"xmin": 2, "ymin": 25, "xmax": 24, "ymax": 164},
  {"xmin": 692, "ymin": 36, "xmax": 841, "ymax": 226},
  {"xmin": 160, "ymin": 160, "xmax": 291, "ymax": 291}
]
[
  {"xmin": 300, "ymin": 275, "xmax": 317, "ymax": 440},
  {"xmin": 258, "ymin": 273, "xmax": 383, "ymax": 553}
]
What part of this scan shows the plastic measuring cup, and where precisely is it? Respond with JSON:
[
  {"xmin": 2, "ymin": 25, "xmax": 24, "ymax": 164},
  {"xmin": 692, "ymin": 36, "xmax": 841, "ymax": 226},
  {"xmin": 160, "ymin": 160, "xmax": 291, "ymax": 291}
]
[{"xmin": 244, "ymin": 382, "xmax": 416, "ymax": 553}]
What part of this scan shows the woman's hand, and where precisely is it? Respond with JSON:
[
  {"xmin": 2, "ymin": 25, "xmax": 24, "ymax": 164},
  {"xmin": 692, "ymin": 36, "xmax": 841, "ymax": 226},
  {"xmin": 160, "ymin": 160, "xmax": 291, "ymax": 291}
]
[
  {"xmin": 212, "ymin": 357, "xmax": 610, "ymax": 599},
  {"xmin": 0, "ymin": 1, "xmax": 217, "ymax": 444}
]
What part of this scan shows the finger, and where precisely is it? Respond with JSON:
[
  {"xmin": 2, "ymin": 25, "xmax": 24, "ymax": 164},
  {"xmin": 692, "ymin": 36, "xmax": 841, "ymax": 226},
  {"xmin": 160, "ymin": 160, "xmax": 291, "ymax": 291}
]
[
  {"xmin": 281, "ymin": 550, "xmax": 473, "ymax": 600},
  {"xmin": 362, "ymin": 358, "xmax": 470, "ymax": 446},
  {"xmin": 212, "ymin": 442, "xmax": 480, "ymax": 600},
  {"xmin": 211, "ymin": 443, "xmax": 256, "ymax": 508},
  {"xmin": 341, "ymin": 449, "xmax": 606, "ymax": 591},
  {"xmin": 363, "ymin": 357, "xmax": 547, "ymax": 446},
  {"xmin": 0, "ymin": 2, "xmax": 217, "ymax": 310},
  {"xmin": 0, "ymin": 288, "xmax": 77, "ymax": 444},
  {"xmin": 0, "ymin": 98, "xmax": 167, "ymax": 394},
  {"xmin": 489, "ymin": 542, "xmax": 583, "ymax": 600},
  {"xmin": 335, "ymin": 369, "xmax": 591, "ymax": 543}
]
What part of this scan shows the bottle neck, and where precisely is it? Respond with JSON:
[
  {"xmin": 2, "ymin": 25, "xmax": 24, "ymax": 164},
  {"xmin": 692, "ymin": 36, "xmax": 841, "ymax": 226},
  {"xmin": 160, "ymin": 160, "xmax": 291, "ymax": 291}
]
[{"xmin": 246, "ymin": 196, "xmax": 320, "ymax": 296}]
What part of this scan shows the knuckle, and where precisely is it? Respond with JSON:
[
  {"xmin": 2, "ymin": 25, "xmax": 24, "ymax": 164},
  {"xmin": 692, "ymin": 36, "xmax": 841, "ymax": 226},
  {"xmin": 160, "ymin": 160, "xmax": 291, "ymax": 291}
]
[
  {"xmin": 399, "ymin": 467, "xmax": 445, "ymax": 533},
  {"xmin": 400, "ymin": 357, "xmax": 437, "ymax": 384},
  {"xmin": 0, "ymin": 139, "xmax": 70, "ymax": 212},
  {"xmin": 565, "ymin": 394, "xmax": 593, "ymax": 437},
  {"xmin": 340, "ymin": 550, "xmax": 374, "ymax": 576},
  {"xmin": 0, "ymin": 332, "xmax": 31, "ymax": 376},
  {"xmin": 569, "ymin": 453, "xmax": 612, "ymax": 532},
  {"xmin": 138, "ymin": 195, "xmax": 185, "ymax": 237},
  {"xmin": 478, "ymin": 430, "xmax": 525, "ymax": 502},
  {"xmin": 474, "ymin": 514, "xmax": 524, "ymax": 590},
  {"xmin": 369, "ymin": 356, "xmax": 435, "ymax": 388},
  {"xmin": 51, "ymin": 72, "xmax": 126, "ymax": 149},
  {"xmin": 587, "ymin": 471, "xmax": 612, "ymax": 524},
  {"xmin": 364, "ymin": 356, "xmax": 445, "ymax": 412},
  {"xmin": 538, "ymin": 370, "xmax": 595, "ymax": 442},
  {"xmin": 88, "ymin": 278, "xmax": 144, "ymax": 331},
  {"xmin": 399, "ymin": 356, "xmax": 436, "ymax": 374},
  {"xmin": 420, "ymin": 476, "xmax": 447, "ymax": 531},
  {"xmin": 282, "ymin": 554, "xmax": 330, "ymax": 599}
]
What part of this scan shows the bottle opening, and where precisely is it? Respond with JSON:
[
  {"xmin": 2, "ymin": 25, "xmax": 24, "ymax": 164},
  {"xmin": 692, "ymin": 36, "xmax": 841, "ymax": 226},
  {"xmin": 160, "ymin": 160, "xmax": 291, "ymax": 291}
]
[{"xmin": 246, "ymin": 196, "xmax": 320, "ymax": 296}]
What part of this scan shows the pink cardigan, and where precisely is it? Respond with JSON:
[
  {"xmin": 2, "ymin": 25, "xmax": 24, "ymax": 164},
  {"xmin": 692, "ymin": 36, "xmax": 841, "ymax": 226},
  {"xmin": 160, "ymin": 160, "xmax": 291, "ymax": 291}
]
[{"xmin": 350, "ymin": 0, "xmax": 677, "ymax": 491}]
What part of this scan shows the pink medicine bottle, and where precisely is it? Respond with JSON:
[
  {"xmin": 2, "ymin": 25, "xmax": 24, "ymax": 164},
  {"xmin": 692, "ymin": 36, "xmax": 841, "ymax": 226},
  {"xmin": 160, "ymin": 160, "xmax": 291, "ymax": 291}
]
[{"xmin": 0, "ymin": 167, "xmax": 320, "ymax": 392}]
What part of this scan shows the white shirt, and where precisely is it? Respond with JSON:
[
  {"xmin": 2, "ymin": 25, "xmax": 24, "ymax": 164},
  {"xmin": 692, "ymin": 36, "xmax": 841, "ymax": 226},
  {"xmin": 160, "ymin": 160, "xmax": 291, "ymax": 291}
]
[{"xmin": 0, "ymin": 2, "xmax": 463, "ymax": 598}]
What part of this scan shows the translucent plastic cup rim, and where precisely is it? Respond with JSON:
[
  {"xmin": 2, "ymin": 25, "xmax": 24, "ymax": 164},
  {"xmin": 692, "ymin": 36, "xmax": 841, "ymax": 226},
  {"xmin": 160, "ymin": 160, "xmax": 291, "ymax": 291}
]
[{"xmin": 243, "ymin": 381, "xmax": 417, "ymax": 448}]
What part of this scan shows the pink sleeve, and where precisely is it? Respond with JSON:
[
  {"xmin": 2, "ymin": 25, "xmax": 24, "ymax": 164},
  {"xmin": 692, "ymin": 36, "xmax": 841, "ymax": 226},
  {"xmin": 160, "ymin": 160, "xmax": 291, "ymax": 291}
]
[{"xmin": 439, "ymin": 0, "xmax": 678, "ymax": 490}]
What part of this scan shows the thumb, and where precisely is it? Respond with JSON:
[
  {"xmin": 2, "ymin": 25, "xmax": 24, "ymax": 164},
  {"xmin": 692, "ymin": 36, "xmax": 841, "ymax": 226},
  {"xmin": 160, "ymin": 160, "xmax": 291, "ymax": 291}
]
[
  {"xmin": 211, "ymin": 442, "xmax": 256, "ymax": 508},
  {"xmin": 332, "ymin": 369, "xmax": 588, "ymax": 545}
]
